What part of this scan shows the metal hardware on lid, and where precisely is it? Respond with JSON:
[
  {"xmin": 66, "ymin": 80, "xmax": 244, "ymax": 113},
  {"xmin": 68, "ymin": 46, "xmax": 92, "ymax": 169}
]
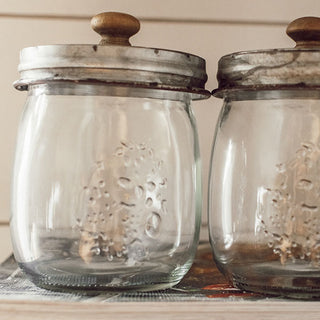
[
  {"xmin": 213, "ymin": 16, "xmax": 320, "ymax": 98},
  {"xmin": 14, "ymin": 12, "xmax": 209, "ymax": 100}
]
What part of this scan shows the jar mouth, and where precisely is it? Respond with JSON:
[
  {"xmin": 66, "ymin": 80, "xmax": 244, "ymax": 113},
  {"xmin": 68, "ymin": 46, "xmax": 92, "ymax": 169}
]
[
  {"xmin": 17, "ymin": 78, "xmax": 210, "ymax": 101},
  {"xmin": 212, "ymin": 88, "xmax": 320, "ymax": 101},
  {"xmin": 26, "ymin": 82, "xmax": 205, "ymax": 102}
]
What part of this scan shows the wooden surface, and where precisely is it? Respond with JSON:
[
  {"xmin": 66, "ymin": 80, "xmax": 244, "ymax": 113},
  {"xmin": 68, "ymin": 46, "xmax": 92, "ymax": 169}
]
[
  {"xmin": 0, "ymin": 300, "xmax": 319, "ymax": 320},
  {"xmin": 0, "ymin": 244, "xmax": 319, "ymax": 319}
]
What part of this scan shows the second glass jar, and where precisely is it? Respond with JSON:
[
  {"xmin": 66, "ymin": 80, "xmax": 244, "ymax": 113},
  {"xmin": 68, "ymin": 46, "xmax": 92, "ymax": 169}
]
[{"xmin": 209, "ymin": 16, "xmax": 320, "ymax": 298}]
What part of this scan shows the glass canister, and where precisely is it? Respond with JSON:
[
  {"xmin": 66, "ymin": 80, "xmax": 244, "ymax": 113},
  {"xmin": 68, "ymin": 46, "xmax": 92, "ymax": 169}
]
[
  {"xmin": 11, "ymin": 12, "xmax": 210, "ymax": 291},
  {"xmin": 209, "ymin": 17, "xmax": 320, "ymax": 299}
]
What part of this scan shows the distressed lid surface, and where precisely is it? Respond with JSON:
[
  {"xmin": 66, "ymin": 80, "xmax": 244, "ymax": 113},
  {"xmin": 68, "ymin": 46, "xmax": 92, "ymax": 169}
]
[
  {"xmin": 213, "ymin": 16, "xmax": 320, "ymax": 98},
  {"xmin": 14, "ymin": 12, "xmax": 209, "ymax": 100}
]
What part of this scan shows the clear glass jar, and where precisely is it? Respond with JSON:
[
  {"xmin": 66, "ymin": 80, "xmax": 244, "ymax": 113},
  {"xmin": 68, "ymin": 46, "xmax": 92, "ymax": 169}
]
[
  {"xmin": 209, "ymin": 90, "xmax": 320, "ymax": 298},
  {"xmin": 11, "ymin": 83, "xmax": 202, "ymax": 291},
  {"xmin": 11, "ymin": 12, "xmax": 209, "ymax": 291},
  {"xmin": 209, "ymin": 17, "xmax": 320, "ymax": 298}
]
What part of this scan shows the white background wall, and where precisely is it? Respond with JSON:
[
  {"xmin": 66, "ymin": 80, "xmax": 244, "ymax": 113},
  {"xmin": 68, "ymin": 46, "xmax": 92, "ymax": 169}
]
[{"xmin": 0, "ymin": 0, "xmax": 320, "ymax": 256}]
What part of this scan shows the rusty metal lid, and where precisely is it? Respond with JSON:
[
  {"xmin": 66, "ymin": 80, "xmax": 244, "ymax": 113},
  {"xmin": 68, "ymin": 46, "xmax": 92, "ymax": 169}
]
[
  {"xmin": 14, "ymin": 12, "xmax": 209, "ymax": 100},
  {"xmin": 213, "ymin": 17, "xmax": 320, "ymax": 98}
]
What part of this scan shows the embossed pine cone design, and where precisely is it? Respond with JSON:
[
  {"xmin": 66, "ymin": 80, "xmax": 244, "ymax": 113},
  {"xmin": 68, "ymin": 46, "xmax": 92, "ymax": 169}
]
[
  {"xmin": 78, "ymin": 141, "xmax": 168, "ymax": 264},
  {"xmin": 259, "ymin": 142, "xmax": 320, "ymax": 266}
]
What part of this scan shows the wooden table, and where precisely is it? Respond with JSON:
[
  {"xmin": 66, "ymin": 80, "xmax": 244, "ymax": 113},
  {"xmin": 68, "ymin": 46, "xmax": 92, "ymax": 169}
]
[{"xmin": 0, "ymin": 243, "xmax": 319, "ymax": 319}]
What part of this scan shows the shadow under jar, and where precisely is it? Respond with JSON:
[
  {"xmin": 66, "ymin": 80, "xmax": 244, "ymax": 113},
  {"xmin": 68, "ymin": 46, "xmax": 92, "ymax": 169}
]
[
  {"xmin": 11, "ymin": 12, "xmax": 210, "ymax": 292},
  {"xmin": 209, "ymin": 17, "xmax": 320, "ymax": 299}
]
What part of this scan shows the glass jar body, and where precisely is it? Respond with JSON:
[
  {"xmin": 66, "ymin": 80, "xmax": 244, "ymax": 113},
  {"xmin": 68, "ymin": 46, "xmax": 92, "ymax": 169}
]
[
  {"xmin": 209, "ymin": 90, "xmax": 320, "ymax": 299},
  {"xmin": 11, "ymin": 83, "xmax": 201, "ymax": 291}
]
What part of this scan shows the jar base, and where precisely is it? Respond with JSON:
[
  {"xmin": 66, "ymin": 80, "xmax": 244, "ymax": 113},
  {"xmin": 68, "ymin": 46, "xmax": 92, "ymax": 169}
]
[
  {"xmin": 19, "ymin": 260, "xmax": 187, "ymax": 293},
  {"xmin": 234, "ymin": 281, "xmax": 320, "ymax": 300},
  {"xmin": 225, "ymin": 262, "xmax": 320, "ymax": 299}
]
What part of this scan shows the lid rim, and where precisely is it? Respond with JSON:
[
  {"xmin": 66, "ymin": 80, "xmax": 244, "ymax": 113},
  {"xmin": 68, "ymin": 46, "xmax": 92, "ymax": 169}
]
[
  {"xmin": 214, "ymin": 49, "xmax": 320, "ymax": 94},
  {"xmin": 217, "ymin": 47, "xmax": 320, "ymax": 61},
  {"xmin": 16, "ymin": 44, "xmax": 208, "ymax": 98},
  {"xmin": 14, "ymin": 78, "xmax": 210, "ymax": 100},
  {"xmin": 18, "ymin": 44, "xmax": 206, "ymax": 63}
]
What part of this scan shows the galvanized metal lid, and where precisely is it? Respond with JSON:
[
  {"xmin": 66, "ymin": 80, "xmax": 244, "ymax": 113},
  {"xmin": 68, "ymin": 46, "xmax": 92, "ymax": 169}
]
[
  {"xmin": 14, "ymin": 12, "xmax": 209, "ymax": 100},
  {"xmin": 213, "ymin": 17, "xmax": 320, "ymax": 98}
]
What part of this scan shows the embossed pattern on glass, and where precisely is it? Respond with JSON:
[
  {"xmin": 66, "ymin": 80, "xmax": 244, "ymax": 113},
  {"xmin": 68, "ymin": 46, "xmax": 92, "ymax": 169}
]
[{"xmin": 208, "ymin": 91, "xmax": 320, "ymax": 298}]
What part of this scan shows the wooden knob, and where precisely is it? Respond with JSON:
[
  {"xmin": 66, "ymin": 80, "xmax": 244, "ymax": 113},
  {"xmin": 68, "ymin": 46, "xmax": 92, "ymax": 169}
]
[
  {"xmin": 286, "ymin": 16, "xmax": 320, "ymax": 48},
  {"xmin": 91, "ymin": 12, "xmax": 140, "ymax": 46}
]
